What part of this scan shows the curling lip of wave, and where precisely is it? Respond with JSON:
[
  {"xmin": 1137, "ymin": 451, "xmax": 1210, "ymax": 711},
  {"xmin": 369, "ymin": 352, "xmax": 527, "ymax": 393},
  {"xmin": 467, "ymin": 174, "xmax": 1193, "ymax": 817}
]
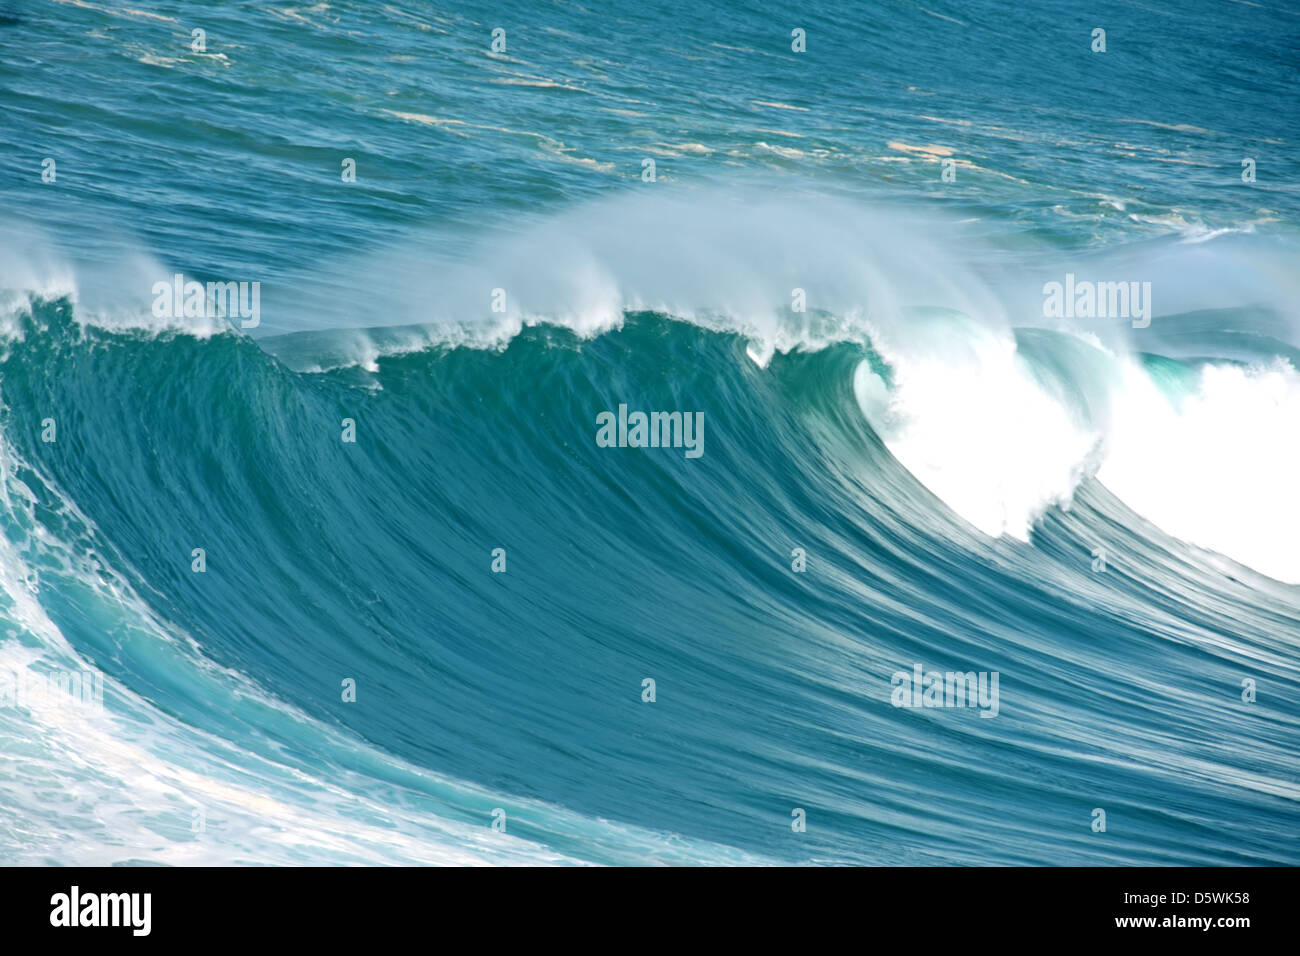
[{"xmin": 6, "ymin": 215, "xmax": 1300, "ymax": 587}]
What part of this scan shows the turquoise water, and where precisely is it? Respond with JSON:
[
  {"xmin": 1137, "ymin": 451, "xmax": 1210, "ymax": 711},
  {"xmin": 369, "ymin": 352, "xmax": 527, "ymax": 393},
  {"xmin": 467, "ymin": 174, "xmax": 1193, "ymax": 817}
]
[{"xmin": 0, "ymin": 0, "xmax": 1298, "ymax": 865}]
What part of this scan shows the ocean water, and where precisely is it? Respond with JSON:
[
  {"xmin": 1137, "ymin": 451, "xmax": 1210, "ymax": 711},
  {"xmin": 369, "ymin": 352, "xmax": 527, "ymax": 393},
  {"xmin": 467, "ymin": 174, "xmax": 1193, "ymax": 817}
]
[{"xmin": 1, "ymin": 0, "xmax": 1298, "ymax": 865}]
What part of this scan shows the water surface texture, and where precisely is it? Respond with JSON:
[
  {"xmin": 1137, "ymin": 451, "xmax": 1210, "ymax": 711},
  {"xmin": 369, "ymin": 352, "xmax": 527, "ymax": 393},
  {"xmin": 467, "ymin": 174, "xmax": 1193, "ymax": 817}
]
[{"xmin": 0, "ymin": 0, "xmax": 1298, "ymax": 864}]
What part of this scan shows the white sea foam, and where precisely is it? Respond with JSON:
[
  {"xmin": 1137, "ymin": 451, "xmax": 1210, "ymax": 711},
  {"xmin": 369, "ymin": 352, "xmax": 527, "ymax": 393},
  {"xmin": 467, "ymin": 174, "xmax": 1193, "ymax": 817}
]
[
  {"xmin": 856, "ymin": 323, "xmax": 1100, "ymax": 542},
  {"xmin": 0, "ymin": 225, "xmax": 235, "ymax": 340},
  {"xmin": 857, "ymin": 319, "xmax": 1300, "ymax": 584}
]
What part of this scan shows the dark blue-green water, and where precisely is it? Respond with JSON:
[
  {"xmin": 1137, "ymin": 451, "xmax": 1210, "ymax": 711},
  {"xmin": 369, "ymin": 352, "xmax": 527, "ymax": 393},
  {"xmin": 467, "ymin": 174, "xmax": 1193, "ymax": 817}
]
[{"xmin": 0, "ymin": 0, "xmax": 1297, "ymax": 864}]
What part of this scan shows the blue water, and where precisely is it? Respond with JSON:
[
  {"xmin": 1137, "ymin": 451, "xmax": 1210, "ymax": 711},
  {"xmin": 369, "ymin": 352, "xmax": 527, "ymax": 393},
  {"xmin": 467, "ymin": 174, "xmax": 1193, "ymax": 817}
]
[{"xmin": 0, "ymin": 0, "xmax": 1298, "ymax": 865}]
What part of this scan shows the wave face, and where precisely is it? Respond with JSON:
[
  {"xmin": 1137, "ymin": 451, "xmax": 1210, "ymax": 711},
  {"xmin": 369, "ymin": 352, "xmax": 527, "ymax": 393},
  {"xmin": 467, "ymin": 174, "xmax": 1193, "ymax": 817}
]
[{"xmin": 1, "ymin": 295, "xmax": 1297, "ymax": 865}]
